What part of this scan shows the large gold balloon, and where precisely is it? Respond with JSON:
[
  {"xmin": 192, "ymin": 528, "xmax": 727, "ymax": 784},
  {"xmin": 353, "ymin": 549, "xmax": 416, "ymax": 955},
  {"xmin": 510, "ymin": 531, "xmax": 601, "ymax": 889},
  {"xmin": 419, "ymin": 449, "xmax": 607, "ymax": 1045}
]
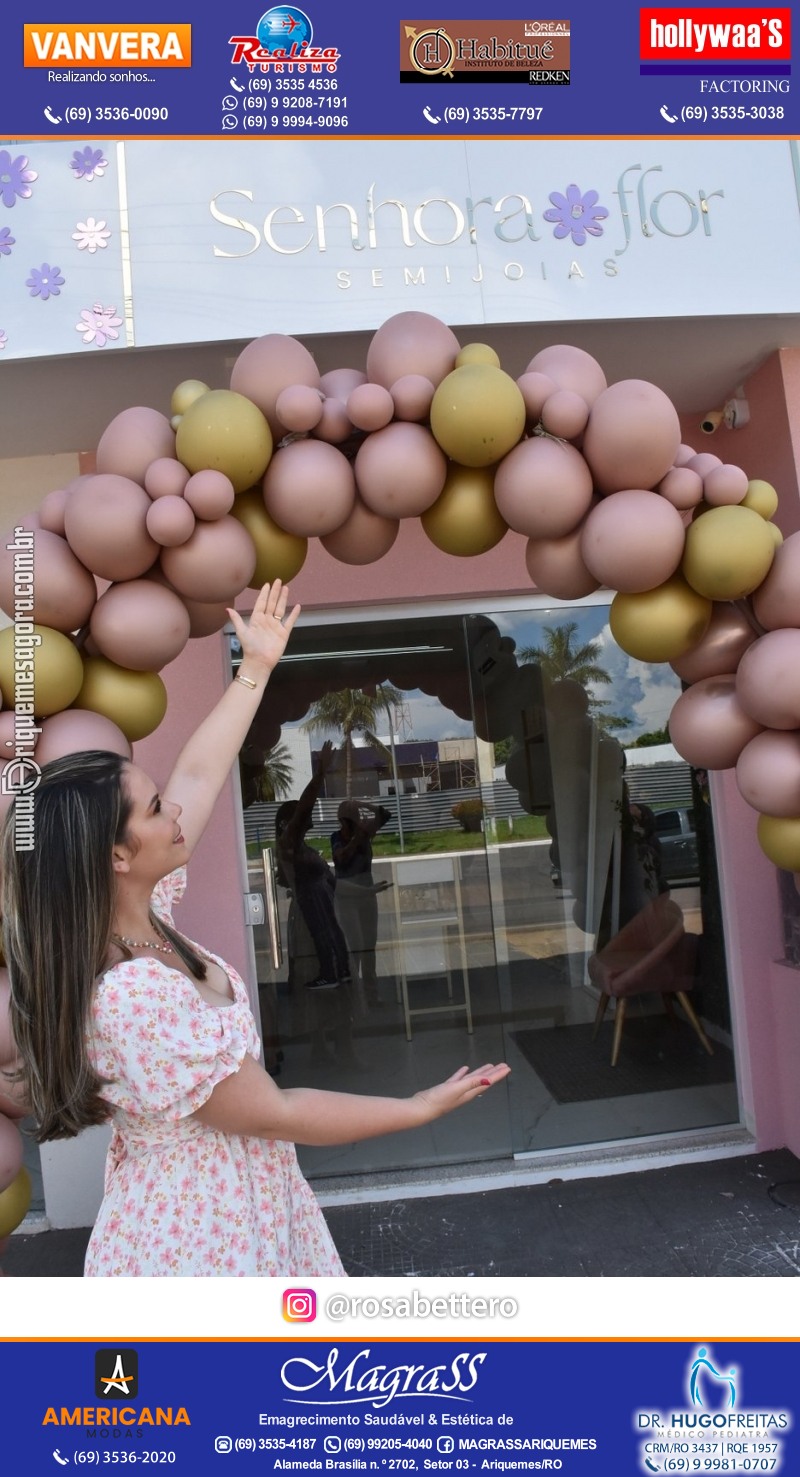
[
  {"xmin": 72, "ymin": 657, "xmax": 167, "ymax": 743},
  {"xmin": 0, "ymin": 1165, "xmax": 30, "ymax": 1237},
  {"xmin": 430, "ymin": 365, "xmax": 526, "ymax": 468},
  {"xmin": 682, "ymin": 505, "xmax": 775, "ymax": 600},
  {"xmin": 757, "ymin": 814, "xmax": 800, "ymax": 871},
  {"xmin": 741, "ymin": 479, "xmax": 779, "ymax": 520},
  {"xmin": 230, "ymin": 489, "xmax": 307, "ymax": 585},
  {"xmin": 175, "ymin": 390, "xmax": 273, "ymax": 494},
  {"xmin": 609, "ymin": 575, "xmax": 712, "ymax": 663},
  {"xmin": 421, "ymin": 465, "xmax": 508, "ymax": 556},
  {"xmin": 0, "ymin": 625, "xmax": 84, "ymax": 716}
]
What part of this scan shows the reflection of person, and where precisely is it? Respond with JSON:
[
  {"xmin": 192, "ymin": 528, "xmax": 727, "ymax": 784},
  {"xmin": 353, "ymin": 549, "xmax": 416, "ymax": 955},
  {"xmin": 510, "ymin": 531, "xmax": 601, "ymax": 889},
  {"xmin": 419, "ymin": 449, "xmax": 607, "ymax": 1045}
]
[
  {"xmin": 275, "ymin": 742, "xmax": 350, "ymax": 993},
  {"xmin": 619, "ymin": 783, "xmax": 668, "ymax": 926},
  {"xmin": 3, "ymin": 581, "xmax": 510, "ymax": 1277},
  {"xmin": 331, "ymin": 801, "xmax": 391, "ymax": 1009}
]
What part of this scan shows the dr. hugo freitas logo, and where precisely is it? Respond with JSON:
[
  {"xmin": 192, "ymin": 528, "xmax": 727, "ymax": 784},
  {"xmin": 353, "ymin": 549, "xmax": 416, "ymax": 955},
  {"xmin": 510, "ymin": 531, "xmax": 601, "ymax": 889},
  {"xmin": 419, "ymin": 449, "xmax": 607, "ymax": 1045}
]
[{"xmin": 636, "ymin": 1345, "xmax": 791, "ymax": 1474}]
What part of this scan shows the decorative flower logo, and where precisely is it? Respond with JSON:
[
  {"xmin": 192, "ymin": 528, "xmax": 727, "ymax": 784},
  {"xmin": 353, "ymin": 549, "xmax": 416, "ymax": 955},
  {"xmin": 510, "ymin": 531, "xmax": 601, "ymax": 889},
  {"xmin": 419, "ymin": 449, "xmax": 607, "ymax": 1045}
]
[
  {"xmin": 0, "ymin": 151, "xmax": 38, "ymax": 209},
  {"xmin": 0, "ymin": 330, "xmax": 7, "ymax": 351},
  {"xmin": 543, "ymin": 184, "xmax": 609, "ymax": 246},
  {"xmin": 0, "ymin": 227, "xmax": 15, "ymax": 257},
  {"xmin": 72, "ymin": 217, "xmax": 111, "ymax": 253},
  {"xmin": 26, "ymin": 263, "xmax": 66, "ymax": 300},
  {"xmin": 75, "ymin": 303, "xmax": 123, "ymax": 347},
  {"xmin": 70, "ymin": 146, "xmax": 108, "ymax": 181}
]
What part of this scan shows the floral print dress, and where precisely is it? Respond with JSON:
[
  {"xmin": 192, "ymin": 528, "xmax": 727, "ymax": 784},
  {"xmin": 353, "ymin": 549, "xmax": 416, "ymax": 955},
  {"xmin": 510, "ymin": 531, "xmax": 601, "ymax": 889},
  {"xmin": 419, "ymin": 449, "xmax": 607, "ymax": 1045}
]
[{"xmin": 84, "ymin": 867, "xmax": 344, "ymax": 1277}]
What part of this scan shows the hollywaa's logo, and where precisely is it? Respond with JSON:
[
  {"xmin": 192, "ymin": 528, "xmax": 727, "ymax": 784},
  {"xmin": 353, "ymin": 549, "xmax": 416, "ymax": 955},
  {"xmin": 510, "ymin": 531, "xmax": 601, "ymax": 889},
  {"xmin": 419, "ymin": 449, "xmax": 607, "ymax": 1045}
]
[
  {"xmin": 281, "ymin": 1347, "xmax": 487, "ymax": 1410},
  {"xmin": 229, "ymin": 6, "xmax": 339, "ymax": 74}
]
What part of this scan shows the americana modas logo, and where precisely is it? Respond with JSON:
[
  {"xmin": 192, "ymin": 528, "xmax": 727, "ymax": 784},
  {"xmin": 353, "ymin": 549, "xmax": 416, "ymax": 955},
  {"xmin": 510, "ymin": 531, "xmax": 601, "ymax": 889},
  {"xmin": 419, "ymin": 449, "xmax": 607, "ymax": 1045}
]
[{"xmin": 95, "ymin": 1349, "xmax": 139, "ymax": 1399}]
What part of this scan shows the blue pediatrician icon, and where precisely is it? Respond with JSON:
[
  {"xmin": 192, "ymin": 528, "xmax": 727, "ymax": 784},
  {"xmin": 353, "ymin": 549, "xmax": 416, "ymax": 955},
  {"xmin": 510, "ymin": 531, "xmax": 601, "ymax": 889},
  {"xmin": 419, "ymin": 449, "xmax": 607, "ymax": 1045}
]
[
  {"xmin": 256, "ymin": 7, "xmax": 313, "ymax": 52},
  {"xmin": 689, "ymin": 1348, "xmax": 736, "ymax": 1409}
]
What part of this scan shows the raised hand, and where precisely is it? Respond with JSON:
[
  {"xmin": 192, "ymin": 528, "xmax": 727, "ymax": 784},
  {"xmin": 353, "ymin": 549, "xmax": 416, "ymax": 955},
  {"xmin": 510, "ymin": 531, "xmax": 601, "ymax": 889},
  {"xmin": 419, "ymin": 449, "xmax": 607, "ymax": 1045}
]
[
  {"xmin": 227, "ymin": 580, "xmax": 301, "ymax": 677},
  {"xmin": 413, "ymin": 1062, "xmax": 511, "ymax": 1122}
]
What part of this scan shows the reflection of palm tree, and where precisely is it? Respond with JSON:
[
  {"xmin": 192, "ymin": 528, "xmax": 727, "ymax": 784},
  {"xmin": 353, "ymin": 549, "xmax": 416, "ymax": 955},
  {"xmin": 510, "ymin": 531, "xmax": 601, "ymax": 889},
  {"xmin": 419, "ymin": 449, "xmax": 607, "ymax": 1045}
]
[
  {"xmin": 303, "ymin": 688, "xmax": 402, "ymax": 796},
  {"xmin": 239, "ymin": 742, "xmax": 294, "ymax": 808},
  {"xmin": 520, "ymin": 621, "xmax": 631, "ymax": 734}
]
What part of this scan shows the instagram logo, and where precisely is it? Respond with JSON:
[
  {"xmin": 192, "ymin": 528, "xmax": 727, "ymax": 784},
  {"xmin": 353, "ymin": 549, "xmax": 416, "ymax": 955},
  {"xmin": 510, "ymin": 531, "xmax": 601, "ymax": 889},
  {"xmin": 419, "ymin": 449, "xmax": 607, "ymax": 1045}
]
[{"xmin": 283, "ymin": 1288, "xmax": 317, "ymax": 1322}]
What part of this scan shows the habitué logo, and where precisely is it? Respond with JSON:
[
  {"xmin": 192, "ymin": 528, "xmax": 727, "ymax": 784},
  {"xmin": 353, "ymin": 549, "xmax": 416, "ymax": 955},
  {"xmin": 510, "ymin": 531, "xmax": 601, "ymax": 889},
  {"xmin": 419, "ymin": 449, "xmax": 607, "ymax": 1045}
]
[
  {"xmin": 95, "ymin": 1349, "xmax": 139, "ymax": 1399},
  {"xmin": 229, "ymin": 6, "xmax": 340, "ymax": 74}
]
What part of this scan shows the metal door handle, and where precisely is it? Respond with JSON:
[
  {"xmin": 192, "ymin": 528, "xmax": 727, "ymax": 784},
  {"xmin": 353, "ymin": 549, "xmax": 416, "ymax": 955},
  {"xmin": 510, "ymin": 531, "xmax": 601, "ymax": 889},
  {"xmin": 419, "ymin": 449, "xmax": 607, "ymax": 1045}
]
[{"xmin": 261, "ymin": 847, "xmax": 283, "ymax": 970}]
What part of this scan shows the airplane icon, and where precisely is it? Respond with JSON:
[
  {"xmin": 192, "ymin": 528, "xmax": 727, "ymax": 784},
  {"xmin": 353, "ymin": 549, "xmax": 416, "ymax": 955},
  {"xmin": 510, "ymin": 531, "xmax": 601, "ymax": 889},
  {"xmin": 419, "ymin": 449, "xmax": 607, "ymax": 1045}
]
[{"xmin": 282, "ymin": 15, "xmax": 299, "ymax": 31}]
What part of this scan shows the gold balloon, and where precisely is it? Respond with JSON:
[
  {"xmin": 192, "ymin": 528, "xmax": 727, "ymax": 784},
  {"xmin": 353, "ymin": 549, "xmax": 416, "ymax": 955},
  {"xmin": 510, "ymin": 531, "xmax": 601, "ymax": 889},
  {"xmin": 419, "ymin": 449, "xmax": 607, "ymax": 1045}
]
[
  {"xmin": 742, "ymin": 478, "xmax": 779, "ymax": 520},
  {"xmin": 175, "ymin": 390, "xmax": 273, "ymax": 494},
  {"xmin": 421, "ymin": 465, "xmax": 508, "ymax": 556},
  {"xmin": 230, "ymin": 489, "xmax": 307, "ymax": 584},
  {"xmin": 757, "ymin": 814, "xmax": 800, "ymax": 870},
  {"xmin": 609, "ymin": 575, "xmax": 712, "ymax": 663},
  {"xmin": 73, "ymin": 657, "xmax": 167, "ymax": 743},
  {"xmin": 171, "ymin": 379, "xmax": 210, "ymax": 418},
  {"xmin": 430, "ymin": 364, "xmax": 526, "ymax": 468},
  {"xmin": 455, "ymin": 343, "xmax": 501, "ymax": 369},
  {"xmin": 767, "ymin": 522, "xmax": 784, "ymax": 549},
  {"xmin": 682, "ymin": 505, "xmax": 775, "ymax": 600},
  {"xmin": 0, "ymin": 1165, "xmax": 30, "ymax": 1237},
  {"xmin": 0, "ymin": 625, "xmax": 83, "ymax": 716}
]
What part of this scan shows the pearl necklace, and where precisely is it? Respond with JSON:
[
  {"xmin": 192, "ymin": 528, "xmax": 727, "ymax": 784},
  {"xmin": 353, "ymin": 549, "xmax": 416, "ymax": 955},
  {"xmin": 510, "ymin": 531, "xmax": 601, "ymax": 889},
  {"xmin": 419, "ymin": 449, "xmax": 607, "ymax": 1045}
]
[{"xmin": 112, "ymin": 929, "xmax": 174, "ymax": 955}]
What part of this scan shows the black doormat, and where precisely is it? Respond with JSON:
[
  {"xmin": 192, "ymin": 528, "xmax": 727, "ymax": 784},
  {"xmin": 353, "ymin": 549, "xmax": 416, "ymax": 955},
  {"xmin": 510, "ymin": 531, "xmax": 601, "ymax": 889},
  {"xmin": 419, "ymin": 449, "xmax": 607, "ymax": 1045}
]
[{"xmin": 512, "ymin": 1015, "xmax": 735, "ymax": 1103}]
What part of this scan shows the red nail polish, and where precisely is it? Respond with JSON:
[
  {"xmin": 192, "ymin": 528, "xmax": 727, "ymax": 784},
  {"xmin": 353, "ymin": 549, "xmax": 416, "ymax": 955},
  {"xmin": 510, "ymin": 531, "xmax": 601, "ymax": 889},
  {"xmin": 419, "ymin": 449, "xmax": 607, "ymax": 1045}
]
[{"xmin": 480, "ymin": 1078, "xmax": 491, "ymax": 1087}]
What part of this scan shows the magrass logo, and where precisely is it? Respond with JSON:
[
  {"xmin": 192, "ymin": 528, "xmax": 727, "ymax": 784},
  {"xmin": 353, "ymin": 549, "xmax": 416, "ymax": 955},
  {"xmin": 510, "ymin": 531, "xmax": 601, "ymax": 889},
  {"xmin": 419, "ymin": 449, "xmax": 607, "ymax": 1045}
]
[
  {"xmin": 229, "ymin": 6, "xmax": 340, "ymax": 74},
  {"xmin": 95, "ymin": 1349, "xmax": 139, "ymax": 1399}
]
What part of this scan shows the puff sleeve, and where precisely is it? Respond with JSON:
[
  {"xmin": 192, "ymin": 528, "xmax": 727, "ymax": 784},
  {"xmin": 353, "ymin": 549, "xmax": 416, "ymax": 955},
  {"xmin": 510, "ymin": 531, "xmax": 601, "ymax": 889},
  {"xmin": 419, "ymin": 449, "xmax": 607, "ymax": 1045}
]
[{"xmin": 150, "ymin": 865, "xmax": 188, "ymax": 929}]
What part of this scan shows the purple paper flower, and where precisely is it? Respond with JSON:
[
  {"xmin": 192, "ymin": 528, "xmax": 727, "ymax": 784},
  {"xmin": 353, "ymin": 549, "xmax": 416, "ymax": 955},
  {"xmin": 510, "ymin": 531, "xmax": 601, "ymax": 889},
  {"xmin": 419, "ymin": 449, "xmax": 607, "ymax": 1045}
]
[
  {"xmin": 70, "ymin": 146, "xmax": 108, "ymax": 181},
  {"xmin": 26, "ymin": 263, "xmax": 65, "ymax": 300},
  {"xmin": 0, "ymin": 227, "xmax": 14, "ymax": 257},
  {"xmin": 75, "ymin": 303, "xmax": 123, "ymax": 347},
  {"xmin": 0, "ymin": 330, "xmax": 7, "ymax": 351},
  {"xmin": 543, "ymin": 184, "xmax": 609, "ymax": 246},
  {"xmin": 0, "ymin": 151, "xmax": 38, "ymax": 208}
]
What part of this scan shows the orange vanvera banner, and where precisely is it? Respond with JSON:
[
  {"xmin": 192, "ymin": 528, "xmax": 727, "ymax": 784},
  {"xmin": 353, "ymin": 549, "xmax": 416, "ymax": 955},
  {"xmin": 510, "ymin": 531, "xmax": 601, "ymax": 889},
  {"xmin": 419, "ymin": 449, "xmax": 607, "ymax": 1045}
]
[{"xmin": 23, "ymin": 23, "xmax": 192, "ymax": 67}]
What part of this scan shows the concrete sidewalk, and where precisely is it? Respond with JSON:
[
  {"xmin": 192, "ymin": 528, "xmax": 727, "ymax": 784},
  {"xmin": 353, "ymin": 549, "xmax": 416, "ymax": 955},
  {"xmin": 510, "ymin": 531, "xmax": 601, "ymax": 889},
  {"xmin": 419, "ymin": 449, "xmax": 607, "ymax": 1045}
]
[{"xmin": 4, "ymin": 1148, "xmax": 800, "ymax": 1277}]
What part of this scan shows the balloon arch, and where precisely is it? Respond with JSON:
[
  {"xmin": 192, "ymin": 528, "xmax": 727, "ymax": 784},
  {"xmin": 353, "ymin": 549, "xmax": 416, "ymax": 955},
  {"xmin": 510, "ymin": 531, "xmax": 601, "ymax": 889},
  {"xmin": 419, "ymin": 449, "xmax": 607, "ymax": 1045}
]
[{"xmin": 0, "ymin": 308, "xmax": 798, "ymax": 1237}]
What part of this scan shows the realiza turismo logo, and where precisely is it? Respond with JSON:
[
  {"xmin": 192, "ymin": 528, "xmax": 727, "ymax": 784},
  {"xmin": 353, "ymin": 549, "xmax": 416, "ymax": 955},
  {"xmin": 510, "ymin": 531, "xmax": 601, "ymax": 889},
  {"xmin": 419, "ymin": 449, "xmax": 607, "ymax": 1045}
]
[{"xmin": 229, "ymin": 6, "xmax": 340, "ymax": 74}]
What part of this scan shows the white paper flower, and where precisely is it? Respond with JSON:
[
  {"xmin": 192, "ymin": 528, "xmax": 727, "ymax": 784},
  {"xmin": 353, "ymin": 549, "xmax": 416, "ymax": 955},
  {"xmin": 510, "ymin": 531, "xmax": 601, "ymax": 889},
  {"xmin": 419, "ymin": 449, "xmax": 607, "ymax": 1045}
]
[
  {"xmin": 74, "ymin": 303, "xmax": 123, "ymax": 347},
  {"xmin": 72, "ymin": 217, "xmax": 111, "ymax": 253}
]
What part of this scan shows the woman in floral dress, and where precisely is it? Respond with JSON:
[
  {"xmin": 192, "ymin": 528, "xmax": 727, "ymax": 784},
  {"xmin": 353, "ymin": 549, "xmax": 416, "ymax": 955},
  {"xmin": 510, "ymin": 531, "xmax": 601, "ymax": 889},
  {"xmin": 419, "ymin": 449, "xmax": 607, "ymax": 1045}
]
[{"xmin": 3, "ymin": 581, "xmax": 509, "ymax": 1277}]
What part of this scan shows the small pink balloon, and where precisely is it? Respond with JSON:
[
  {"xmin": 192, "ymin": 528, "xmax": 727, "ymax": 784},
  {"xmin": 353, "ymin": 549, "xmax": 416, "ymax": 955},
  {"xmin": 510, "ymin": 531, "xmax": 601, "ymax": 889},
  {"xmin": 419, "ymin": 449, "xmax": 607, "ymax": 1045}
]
[
  {"xmin": 703, "ymin": 463, "xmax": 749, "ymax": 507},
  {"xmin": 39, "ymin": 487, "xmax": 68, "ymax": 535},
  {"xmin": 146, "ymin": 495, "xmax": 197, "ymax": 547},
  {"xmin": 670, "ymin": 603, "xmax": 757, "ymax": 684},
  {"xmin": 494, "ymin": 437, "xmax": 593, "ymax": 540},
  {"xmin": 321, "ymin": 496, "xmax": 399, "ymax": 565},
  {"xmin": 0, "ymin": 969, "xmax": 15, "ymax": 1066},
  {"xmin": 540, "ymin": 389, "xmax": 590, "ymax": 440},
  {"xmin": 516, "ymin": 372, "xmax": 556, "ymax": 422},
  {"xmin": 161, "ymin": 517, "xmax": 257, "ymax": 603},
  {"xmin": 390, "ymin": 374, "xmax": 435, "ymax": 422},
  {"xmin": 184, "ymin": 470, "xmax": 235, "ymax": 521},
  {"xmin": 736, "ymin": 630, "xmax": 800, "ymax": 729},
  {"xmin": 658, "ymin": 466, "xmax": 704, "ymax": 510},
  {"xmin": 674, "ymin": 444, "xmax": 697, "ymax": 467},
  {"xmin": 752, "ymin": 532, "xmax": 800, "ymax": 630},
  {"xmin": 320, "ymin": 367, "xmax": 366, "ymax": 400},
  {"xmin": 263, "ymin": 441, "xmax": 356, "ymax": 537},
  {"xmin": 355, "ymin": 423, "xmax": 447, "ymax": 518},
  {"xmin": 0, "ymin": 528, "xmax": 96, "ymax": 634},
  {"xmin": 313, "ymin": 398, "xmax": 352, "ymax": 444},
  {"xmin": 526, "ymin": 345, "xmax": 607, "ymax": 407},
  {"xmin": 35, "ymin": 710, "xmax": 132, "ymax": 766},
  {"xmin": 64, "ymin": 475, "xmax": 158, "ymax": 580},
  {"xmin": 736, "ymin": 730, "xmax": 800, "ymax": 817},
  {"xmin": 669, "ymin": 674, "xmax": 763, "ymax": 770},
  {"xmin": 582, "ymin": 490, "xmax": 686, "ymax": 593},
  {"xmin": 275, "ymin": 384, "xmax": 324, "ymax": 434},
  {"xmin": 525, "ymin": 526, "xmax": 600, "ymax": 601},
  {"xmin": 90, "ymin": 579, "xmax": 192, "ymax": 672},
  {"xmin": 182, "ymin": 597, "xmax": 231, "ymax": 638},
  {"xmin": 347, "ymin": 383, "xmax": 395, "ymax": 433},
  {"xmin": 144, "ymin": 457, "xmax": 191, "ymax": 500},
  {"xmin": 583, "ymin": 380, "xmax": 681, "ymax": 494},
  {"xmin": 96, "ymin": 407, "xmax": 175, "ymax": 485},
  {"xmin": 366, "ymin": 311, "xmax": 460, "ymax": 390},
  {"xmin": 230, "ymin": 334, "xmax": 321, "ymax": 438},
  {"xmin": 0, "ymin": 1114, "xmax": 23, "ymax": 1194},
  {"xmin": 686, "ymin": 452, "xmax": 722, "ymax": 478}
]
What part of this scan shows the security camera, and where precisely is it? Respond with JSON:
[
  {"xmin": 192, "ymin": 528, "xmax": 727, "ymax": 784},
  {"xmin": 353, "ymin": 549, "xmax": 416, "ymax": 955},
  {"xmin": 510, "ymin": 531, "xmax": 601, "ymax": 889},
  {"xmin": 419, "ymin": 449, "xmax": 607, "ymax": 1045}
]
[
  {"xmin": 723, "ymin": 396, "xmax": 750, "ymax": 430},
  {"xmin": 700, "ymin": 409, "xmax": 724, "ymax": 434}
]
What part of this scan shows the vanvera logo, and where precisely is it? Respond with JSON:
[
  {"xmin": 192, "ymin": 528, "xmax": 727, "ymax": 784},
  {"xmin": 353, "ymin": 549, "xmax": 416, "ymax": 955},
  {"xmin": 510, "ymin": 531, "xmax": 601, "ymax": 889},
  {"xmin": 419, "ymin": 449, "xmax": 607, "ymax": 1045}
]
[
  {"xmin": 639, "ymin": 8, "xmax": 791, "ymax": 61},
  {"xmin": 23, "ymin": 23, "xmax": 192, "ymax": 66},
  {"xmin": 280, "ymin": 1348, "xmax": 487, "ymax": 1409}
]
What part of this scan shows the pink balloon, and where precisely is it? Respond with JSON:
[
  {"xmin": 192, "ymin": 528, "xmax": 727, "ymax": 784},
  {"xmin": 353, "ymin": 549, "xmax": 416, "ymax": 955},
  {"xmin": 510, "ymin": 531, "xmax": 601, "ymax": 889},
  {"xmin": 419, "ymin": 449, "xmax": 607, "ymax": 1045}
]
[
  {"xmin": 65, "ymin": 475, "xmax": 158, "ymax": 580},
  {"xmin": 736, "ymin": 730, "xmax": 800, "ymax": 817},
  {"xmin": 581, "ymin": 490, "xmax": 686, "ymax": 593},
  {"xmin": 39, "ymin": 487, "xmax": 68, "ymax": 535},
  {"xmin": 0, "ymin": 970, "xmax": 14, "ymax": 1067},
  {"xmin": 525, "ymin": 345, "xmax": 607, "ymax": 407},
  {"xmin": 0, "ymin": 528, "xmax": 96, "ymax": 634},
  {"xmin": 146, "ymin": 495, "xmax": 197, "ymax": 547},
  {"xmin": 96, "ymin": 407, "xmax": 175, "ymax": 485},
  {"xmin": 0, "ymin": 1114, "xmax": 23, "ymax": 1194},
  {"xmin": 540, "ymin": 389, "xmax": 590, "ymax": 440},
  {"xmin": 670, "ymin": 603, "xmax": 757, "ymax": 684},
  {"xmin": 525, "ymin": 526, "xmax": 600, "ymax": 601},
  {"xmin": 35, "ymin": 710, "xmax": 132, "ymax": 766},
  {"xmin": 355, "ymin": 423, "xmax": 447, "ymax": 518},
  {"xmin": 703, "ymin": 463, "xmax": 749, "ymax": 507},
  {"xmin": 582, "ymin": 380, "xmax": 681, "ymax": 494},
  {"xmin": 161, "ymin": 517, "xmax": 257, "ymax": 603},
  {"xmin": 347, "ymin": 383, "xmax": 395, "ymax": 432},
  {"xmin": 517, "ymin": 372, "xmax": 557, "ymax": 422},
  {"xmin": 182, "ymin": 597, "xmax": 231, "ymax": 638},
  {"xmin": 144, "ymin": 457, "xmax": 191, "ymax": 500},
  {"xmin": 669, "ymin": 675, "xmax": 762, "ymax": 770},
  {"xmin": 674, "ymin": 444, "xmax": 697, "ymax": 467},
  {"xmin": 686, "ymin": 452, "xmax": 722, "ymax": 478},
  {"xmin": 736, "ymin": 630, "xmax": 800, "ymax": 729},
  {"xmin": 0, "ymin": 713, "xmax": 17, "ymax": 762},
  {"xmin": 752, "ymin": 532, "xmax": 800, "ymax": 630},
  {"xmin": 366, "ymin": 312, "xmax": 460, "ymax": 390},
  {"xmin": 90, "ymin": 580, "xmax": 192, "ymax": 672},
  {"xmin": 275, "ymin": 384, "xmax": 324, "ymax": 434},
  {"xmin": 320, "ymin": 367, "xmax": 366, "ymax": 400},
  {"xmin": 658, "ymin": 466, "xmax": 704, "ymax": 510},
  {"xmin": 390, "ymin": 374, "xmax": 435, "ymax": 422},
  {"xmin": 230, "ymin": 334, "xmax": 320, "ymax": 438},
  {"xmin": 321, "ymin": 496, "xmax": 399, "ymax": 565},
  {"xmin": 313, "ymin": 398, "xmax": 352, "ymax": 444},
  {"xmin": 184, "ymin": 470, "xmax": 235, "ymax": 521},
  {"xmin": 494, "ymin": 437, "xmax": 593, "ymax": 540},
  {"xmin": 263, "ymin": 441, "xmax": 355, "ymax": 537}
]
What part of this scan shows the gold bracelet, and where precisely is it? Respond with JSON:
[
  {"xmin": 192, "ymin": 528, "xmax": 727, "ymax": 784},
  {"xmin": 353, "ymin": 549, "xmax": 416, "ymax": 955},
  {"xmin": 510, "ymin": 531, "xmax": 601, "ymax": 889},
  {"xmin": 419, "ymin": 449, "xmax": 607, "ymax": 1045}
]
[{"xmin": 234, "ymin": 673, "xmax": 258, "ymax": 690}]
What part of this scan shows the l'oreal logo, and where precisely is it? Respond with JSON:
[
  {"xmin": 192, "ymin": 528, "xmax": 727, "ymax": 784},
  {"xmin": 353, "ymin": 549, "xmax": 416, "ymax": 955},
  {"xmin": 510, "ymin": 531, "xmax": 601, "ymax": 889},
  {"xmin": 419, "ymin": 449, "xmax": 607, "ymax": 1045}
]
[{"xmin": 281, "ymin": 1348, "xmax": 487, "ymax": 1409}]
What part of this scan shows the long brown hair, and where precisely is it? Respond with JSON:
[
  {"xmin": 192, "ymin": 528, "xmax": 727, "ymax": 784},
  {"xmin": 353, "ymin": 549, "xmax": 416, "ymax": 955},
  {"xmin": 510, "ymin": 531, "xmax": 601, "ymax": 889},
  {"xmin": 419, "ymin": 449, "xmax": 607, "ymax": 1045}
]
[{"xmin": 2, "ymin": 750, "xmax": 205, "ymax": 1142}]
